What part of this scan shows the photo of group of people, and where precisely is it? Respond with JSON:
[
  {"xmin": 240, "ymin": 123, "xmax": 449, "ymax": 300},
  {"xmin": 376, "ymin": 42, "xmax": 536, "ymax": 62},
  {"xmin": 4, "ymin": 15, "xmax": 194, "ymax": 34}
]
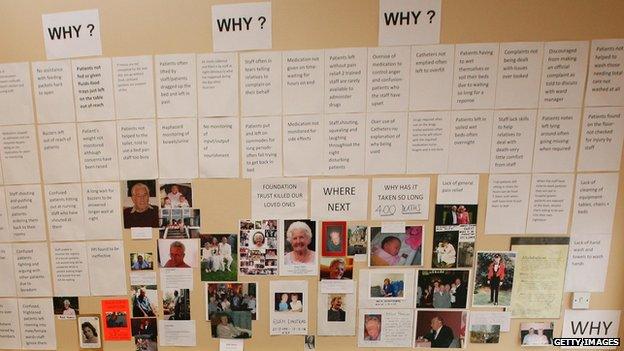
[
  {"xmin": 433, "ymin": 204, "xmax": 477, "ymax": 268},
  {"xmin": 239, "ymin": 219, "xmax": 278, "ymax": 275},
  {"xmin": 52, "ymin": 297, "xmax": 79, "ymax": 319},
  {"xmin": 347, "ymin": 225, "xmax": 367, "ymax": 256},
  {"xmin": 159, "ymin": 182, "xmax": 192, "ymax": 208},
  {"xmin": 129, "ymin": 253, "xmax": 154, "ymax": 271},
  {"xmin": 157, "ymin": 239, "xmax": 199, "ymax": 268},
  {"xmin": 206, "ymin": 283, "xmax": 258, "ymax": 320},
  {"xmin": 274, "ymin": 292, "xmax": 304, "ymax": 312},
  {"xmin": 369, "ymin": 271, "xmax": 405, "ymax": 298},
  {"xmin": 369, "ymin": 226, "xmax": 423, "ymax": 267},
  {"xmin": 200, "ymin": 234, "xmax": 238, "ymax": 281},
  {"xmin": 162, "ymin": 288, "xmax": 190, "ymax": 320},
  {"xmin": 415, "ymin": 311, "xmax": 468, "ymax": 348},
  {"xmin": 472, "ymin": 252, "xmax": 516, "ymax": 307},
  {"xmin": 416, "ymin": 270, "xmax": 470, "ymax": 309}
]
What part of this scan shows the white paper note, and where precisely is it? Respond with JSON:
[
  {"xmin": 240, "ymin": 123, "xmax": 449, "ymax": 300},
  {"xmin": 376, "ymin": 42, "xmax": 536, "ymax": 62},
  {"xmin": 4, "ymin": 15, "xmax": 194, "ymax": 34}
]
[
  {"xmin": 526, "ymin": 173, "xmax": 574, "ymax": 234},
  {"xmin": 158, "ymin": 117, "xmax": 199, "ymax": 178},
  {"xmin": 324, "ymin": 114, "xmax": 366, "ymax": 176},
  {"xmin": 367, "ymin": 46, "xmax": 410, "ymax": 112},
  {"xmin": 283, "ymin": 114, "xmax": 324, "ymax": 176},
  {"xmin": 6, "ymin": 184, "xmax": 46, "ymax": 242},
  {"xmin": 577, "ymin": 106, "xmax": 624, "ymax": 172},
  {"xmin": 570, "ymin": 172, "xmax": 619, "ymax": 235},
  {"xmin": 447, "ymin": 110, "xmax": 494, "ymax": 173},
  {"xmin": 38, "ymin": 123, "xmax": 81, "ymax": 183},
  {"xmin": 45, "ymin": 183, "xmax": 85, "ymax": 241},
  {"xmin": 159, "ymin": 320, "xmax": 197, "ymax": 346},
  {"xmin": 532, "ymin": 109, "xmax": 581, "ymax": 173},
  {"xmin": 87, "ymin": 241, "xmax": 127, "ymax": 296},
  {"xmin": 41, "ymin": 9, "xmax": 101, "ymax": 60},
  {"xmin": 452, "ymin": 43, "xmax": 499, "ymax": 109},
  {"xmin": 317, "ymin": 287, "xmax": 356, "ymax": 336},
  {"xmin": 495, "ymin": 42, "xmax": 543, "ymax": 109},
  {"xmin": 469, "ymin": 311, "xmax": 511, "ymax": 332},
  {"xmin": 0, "ymin": 189, "xmax": 9, "ymax": 243},
  {"xmin": 19, "ymin": 298, "xmax": 56, "ymax": 350},
  {"xmin": 371, "ymin": 178, "xmax": 430, "ymax": 220},
  {"xmin": 311, "ymin": 179, "xmax": 368, "ymax": 220},
  {"xmin": 366, "ymin": 112, "xmax": 407, "ymax": 174},
  {"xmin": 436, "ymin": 174, "xmax": 480, "ymax": 204},
  {"xmin": 0, "ymin": 62, "xmax": 34, "ymax": 125},
  {"xmin": 198, "ymin": 117, "xmax": 240, "ymax": 178},
  {"xmin": 0, "ymin": 245, "xmax": 17, "ymax": 297},
  {"xmin": 211, "ymin": 2, "xmax": 272, "ymax": 52},
  {"xmin": 378, "ymin": 0, "xmax": 441, "ymax": 46},
  {"xmin": 562, "ymin": 310, "xmax": 620, "ymax": 350},
  {"xmin": 0, "ymin": 125, "xmax": 41, "ymax": 184},
  {"xmin": 485, "ymin": 174, "xmax": 531, "ymax": 234},
  {"xmin": 113, "ymin": 55, "xmax": 156, "ymax": 119},
  {"xmin": 241, "ymin": 116, "xmax": 282, "ymax": 178},
  {"xmin": 325, "ymin": 47, "xmax": 367, "ymax": 114},
  {"xmin": 72, "ymin": 57, "xmax": 115, "ymax": 121},
  {"xmin": 406, "ymin": 111, "xmax": 450, "ymax": 174},
  {"xmin": 78, "ymin": 121, "xmax": 120, "ymax": 181},
  {"xmin": 13, "ymin": 242, "xmax": 53, "ymax": 297},
  {"xmin": 117, "ymin": 119, "xmax": 159, "ymax": 180},
  {"xmin": 31, "ymin": 59, "xmax": 76, "ymax": 123},
  {"xmin": 0, "ymin": 298, "xmax": 21, "ymax": 349},
  {"xmin": 283, "ymin": 50, "xmax": 324, "ymax": 115},
  {"xmin": 490, "ymin": 109, "xmax": 537, "ymax": 173},
  {"xmin": 82, "ymin": 182, "xmax": 122, "ymax": 240},
  {"xmin": 585, "ymin": 39, "xmax": 624, "ymax": 107},
  {"xmin": 240, "ymin": 51, "xmax": 282, "ymax": 116},
  {"xmin": 564, "ymin": 234, "xmax": 612, "ymax": 292},
  {"xmin": 197, "ymin": 52, "xmax": 239, "ymax": 117},
  {"xmin": 252, "ymin": 178, "xmax": 308, "ymax": 219},
  {"xmin": 539, "ymin": 41, "xmax": 589, "ymax": 108},
  {"xmin": 50, "ymin": 241, "xmax": 90, "ymax": 296},
  {"xmin": 155, "ymin": 54, "xmax": 197, "ymax": 118}
]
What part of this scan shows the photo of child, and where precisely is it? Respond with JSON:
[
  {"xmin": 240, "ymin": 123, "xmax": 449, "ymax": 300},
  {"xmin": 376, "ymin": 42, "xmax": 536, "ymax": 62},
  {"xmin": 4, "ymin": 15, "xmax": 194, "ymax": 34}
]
[{"xmin": 369, "ymin": 226, "xmax": 423, "ymax": 266}]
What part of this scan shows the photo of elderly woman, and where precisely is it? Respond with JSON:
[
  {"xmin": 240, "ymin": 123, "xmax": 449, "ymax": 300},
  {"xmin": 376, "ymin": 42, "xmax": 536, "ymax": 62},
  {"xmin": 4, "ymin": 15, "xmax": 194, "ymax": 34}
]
[
  {"xmin": 281, "ymin": 219, "xmax": 318, "ymax": 275},
  {"xmin": 77, "ymin": 315, "xmax": 102, "ymax": 349}
]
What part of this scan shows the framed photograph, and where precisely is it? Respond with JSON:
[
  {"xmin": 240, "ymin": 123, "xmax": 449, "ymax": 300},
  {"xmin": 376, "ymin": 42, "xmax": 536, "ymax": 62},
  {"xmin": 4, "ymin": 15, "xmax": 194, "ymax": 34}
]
[
  {"xmin": 78, "ymin": 314, "xmax": 103, "ymax": 350},
  {"xmin": 321, "ymin": 221, "xmax": 347, "ymax": 256}
]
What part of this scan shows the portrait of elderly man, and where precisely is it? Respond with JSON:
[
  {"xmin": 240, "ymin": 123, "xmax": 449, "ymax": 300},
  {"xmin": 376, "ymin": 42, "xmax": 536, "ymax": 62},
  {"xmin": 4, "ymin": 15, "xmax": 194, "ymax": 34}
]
[
  {"xmin": 123, "ymin": 182, "xmax": 159, "ymax": 228},
  {"xmin": 284, "ymin": 221, "xmax": 316, "ymax": 265},
  {"xmin": 164, "ymin": 241, "xmax": 191, "ymax": 268}
]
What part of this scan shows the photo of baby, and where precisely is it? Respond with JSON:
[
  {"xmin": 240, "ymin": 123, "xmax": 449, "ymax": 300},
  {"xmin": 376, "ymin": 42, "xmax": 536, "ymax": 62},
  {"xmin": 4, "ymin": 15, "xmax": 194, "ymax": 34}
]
[{"xmin": 369, "ymin": 226, "xmax": 423, "ymax": 267}]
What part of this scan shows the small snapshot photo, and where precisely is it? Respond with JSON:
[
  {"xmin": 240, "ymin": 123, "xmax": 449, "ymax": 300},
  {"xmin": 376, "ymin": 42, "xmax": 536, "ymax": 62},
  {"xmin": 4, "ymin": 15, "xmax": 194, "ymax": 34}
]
[
  {"xmin": 78, "ymin": 315, "xmax": 102, "ymax": 349},
  {"xmin": 321, "ymin": 221, "xmax": 347, "ymax": 256},
  {"xmin": 432, "ymin": 231, "xmax": 459, "ymax": 268},
  {"xmin": 159, "ymin": 180, "xmax": 193, "ymax": 208},
  {"xmin": 162, "ymin": 288, "xmax": 190, "ymax": 320},
  {"xmin": 129, "ymin": 252, "xmax": 154, "ymax": 271},
  {"xmin": 473, "ymin": 251, "xmax": 516, "ymax": 307},
  {"xmin": 130, "ymin": 285, "xmax": 157, "ymax": 318},
  {"xmin": 274, "ymin": 292, "xmax": 304, "ymax": 312},
  {"xmin": 469, "ymin": 324, "xmax": 500, "ymax": 344},
  {"xmin": 239, "ymin": 219, "xmax": 278, "ymax": 275},
  {"xmin": 206, "ymin": 282, "xmax": 258, "ymax": 320},
  {"xmin": 363, "ymin": 314, "xmax": 382, "ymax": 341},
  {"xmin": 200, "ymin": 234, "xmax": 238, "ymax": 281},
  {"xmin": 210, "ymin": 310, "xmax": 252, "ymax": 339},
  {"xmin": 415, "ymin": 310, "xmax": 468, "ymax": 348},
  {"xmin": 416, "ymin": 270, "xmax": 470, "ymax": 309},
  {"xmin": 319, "ymin": 257, "xmax": 353, "ymax": 280},
  {"xmin": 304, "ymin": 335, "xmax": 316, "ymax": 350},
  {"xmin": 435, "ymin": 204, "xmax": 478, "ymax": 226},
  {"xmin": 105, "ymin": 310, "xmax": 128, "ymax": 328},
  {"xmin": 53, "ymin": 296, "xmax": 79, "ymax": 319},
  {"xmin": 347, "ymin": 225, "xmax": 367, "ymax": 256},
  {"xmin": 134, "ymin": 336, "xmax": 158, "ymax": 351},
  {"xmin": 157, "ymin": 239, "xmax": 199, "ymax": 268},
  {"xmin": 123, "ymin": 180, "xmax": 159, "ymax": 228},
  {"xmin": 130, "ymin": 317, "xmax": 157, "ymax": 340},
  {"xmin": 369, "ymin": 226, "xmax": 423, "ymax": 266},
  {"xmin": 326, "ymin": 294, "xmax": 346, "ymax": 322},
  {"xmin": 283, "ymin": 219, "xmax": 317, "ymax": 265},
  {"xmin": 159, "ymin": 208, "xmax": 201, "ymax": 239},
  {"xmin": 520, "ymin": 322, "xmax": 554, "ymax": 346},
  {"xmin": 369, "ymin": 271, "xmax": 405, "ymax": 299}
]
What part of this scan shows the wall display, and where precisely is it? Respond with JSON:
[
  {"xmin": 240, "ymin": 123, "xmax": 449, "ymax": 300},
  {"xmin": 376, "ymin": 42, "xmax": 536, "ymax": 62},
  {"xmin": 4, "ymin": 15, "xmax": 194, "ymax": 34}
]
[{"xmin": 414, "ymin": 310, "xmax": 468, "ymax": 349}]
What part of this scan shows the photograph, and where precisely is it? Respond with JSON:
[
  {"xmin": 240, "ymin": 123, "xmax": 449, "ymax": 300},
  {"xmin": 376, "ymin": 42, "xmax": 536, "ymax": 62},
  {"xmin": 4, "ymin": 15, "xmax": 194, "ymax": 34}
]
[
  {"xmin": 123, "ymin": 180, "xmax": 159, "ymax": 229},
  {"xmin": 435, "ymin": 204, "xmax": 477, "ymax": 226},
  {"xmin": 473, "ymin": 251, "xmax": 516, "ymax": 307},
  {"xmin": 327, "ymin": 294, "xmax": 346, "ymax": 322},
  {"xmin": 319, "ymin": 257, "xmax": 353, "ymax": 280},
  {"xmin": 158, "ymin": 208, "xmax": 201, "ymax": 239},
  {"xmin": 157, "ymin": 239, "xmax": 199, "ymax": 268},
  {"xmin": 130, "ymin": 285, "xmax": 157, "ymax": 318},
  {"xmin": 210, "ymin": 310, "xmax": 252, "ymax": 339},
  {"xmin": 206, "ymin": 282, "xmax": 258, "ymax": 320},
  {"xmin": 129, "ymin": 252, "xmax": 154, "ymax": 271},
  {"xmin": 305, "ymin": 335, "xmax": 316, "ymax": 350},
  {"xmin": 369, "ymin": 271, "xmax": 405, "ymax": 298},
  {"xmin": 347, "ymin": 225, "xmax": 367, "ymax": 256},
  {"xmin": 105, "ymin": 311, "xmax": 128, "ymax": 328},
  {"xmin": 274, "ymin": 292, "xmax": 304, "ymax": 312},
  {"xmin": 363, "ymin": 314, "xmax": 382, "ymax": 341},
  {"xmin": 469, "ymin": 324, "xmax": 500, "ymax": 344},
  {"xmin": 433, "ymin": 204, "xmax": 478, "ymax": 268},
  {"xmin": 520, "ymin": 322, "xmax": 554, "ymax": 346},
  {"xmin": 159, "ymin": 181, "xmax": 192, "ymax": 208},
  {"xmin": 321, "ymin": 221, "xmax": 347, "ymax": 256},
  {"xmin": 369, "ymin": 225, "xmax": 423, "ymax": 266},
  {"xmin": 53, "ymin": 296, "xmax": 79, "ymax": 319},
  {"xmin": 416, "ymin": 270, "xmax": 470, "ymax": 309},
  {"xmin": 415, "ymin": 310, "xmax": 468, "ymax": 348},
  {"xmin": 162, "ymin": 289, "xmax": 190, "ymax": 320},
  {"xmin": 283, "ymin": 219, "xmax": 317, "ymax": 265},
  {"xmin": 78, "ymin": 315, "xmax": 102, "ymax": 350},
  {"xmin": 239, "ymin": 219, "xmax": 278, "ymax": 275},
  {"xmin": 200, "ymin": 234, "xmax": 238, "ymax": 281},
  {"xmin": 131, "ymin": 317, "xmax": 157, "ymax": 340},
  {"xmin": 432, "ymin": 230, "xmax": 459, "ymax": 268},
  {"xmin": 134, "ymin": 336, "xmax": 158, "ymax": 351}
]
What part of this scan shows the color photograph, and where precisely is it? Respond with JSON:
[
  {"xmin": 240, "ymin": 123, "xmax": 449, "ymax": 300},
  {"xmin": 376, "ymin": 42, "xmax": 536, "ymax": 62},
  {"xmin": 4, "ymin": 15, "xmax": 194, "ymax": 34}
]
[
  {"xmin": 369, "ymin": 271, "xmax": 405, "ymax": 299},
  {"xmin": 473, "ymin": 251, "xmax": 516, "ymax": 307},
  {"xmin": 200, "ymin": 234, "xmax": 238, "ymax": 281},
  {"xmin": 415, "ymin": 310, "xmax": 468, "ymax": 348},
  {"xmin": 123, "ymin": 180, "xmax": 159, "ymax": 229},
  {"xmin": 369, "ymin": 226, "xmax": 423, "ymax": 266},
  {"xmin": 321, "ymin": 221, "xmax": 347, "ymax": 256},
  {"xmin": 239, "ymin": 219, "xmax": 279, "ymax": 275},
  {"xmin": 520, "ymin": 322, "xmax": 554, "ymax": 346},
  {"xmin": 206, "ymin": 282, "xmax": 258, "ymax": 320},
  {"xmin": 416, "ymin": 270, "xmax": 470, "ymax": 309},
  {"xmin": 319, "ymin": 257, "xmax": 353, "ymax": 280}
]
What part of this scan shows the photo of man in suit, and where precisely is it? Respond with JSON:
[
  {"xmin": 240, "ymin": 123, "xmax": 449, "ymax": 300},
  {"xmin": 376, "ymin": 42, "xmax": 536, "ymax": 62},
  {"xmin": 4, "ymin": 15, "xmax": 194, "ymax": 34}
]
[
  {"xmin": 423, "ymin": 316, "xmax": 455, "ymax": 348},
  {"xmin": 452, "ymin": 278, "xmax": 467, "ymax": 308}
]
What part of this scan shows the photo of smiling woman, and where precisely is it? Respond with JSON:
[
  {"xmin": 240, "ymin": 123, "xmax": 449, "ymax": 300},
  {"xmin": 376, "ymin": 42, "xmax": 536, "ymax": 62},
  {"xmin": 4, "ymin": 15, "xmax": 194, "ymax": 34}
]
[
  {"xmin": 281, "ymin": 220, "xmax": 318, "ymax": 276},
  {"xmin": 77, "ymin": 315, "xmax": 102, "ymax": 350}
]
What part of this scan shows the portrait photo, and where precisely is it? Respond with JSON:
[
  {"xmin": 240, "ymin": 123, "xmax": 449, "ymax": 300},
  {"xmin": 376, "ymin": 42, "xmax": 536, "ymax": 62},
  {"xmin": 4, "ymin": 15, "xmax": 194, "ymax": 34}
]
[
  {"xmin": 157, "ymin": 239, "xmax": 199, "ymax": 268},
  {"xmin": 369, "ymin": 271, "xmax": 405, "ymax": 299},
  {"xmin": 123, "ymin": 180, "xmax": 159, "ymax": 228},
  {"xmin": 432, "ymin": 231, "xmax": 459, "ymax": 268},
  {"xmin": 53, "ymin": 296, "xmax": 79, "ymax": 319},
  {"xmin": 347, "ymin": 225, "xmax": 367, "ymax": 256},
  {"xmin": 200, "ymin": 234, "xmax": 238, "ymax": 281},
  {"xmin": 369, "ymin": 225, "xmax": 423, "ymax": 267},
  {"xmin": 206, "ymin": 282, "xmax": 258, "ymax": 320},
  {"xmin": 283, "ymin": 219, "xmax": 317, "ymax": 265},
  {"xmin": 470, "ymin": 324, "xmax": 500, "ymax": 344},
  {"xmin": 319, "ymin": 257, "xmax": 353, "ymax": 280},
  {"xmin": 210, "ymin": 311, "xmax": 252, "ymax": 339},
  {"xmin": 274, "ymin": 292, "xmax": 304, "ymax": 312},
  {"xmin": 159, "ymin": 180, "xmax": 193, "ymax": 208},
  {"xmin": 473, "ymin": 251, "xmax": 516, "ymax": 307},
  {"xmin": 129, "ymin": 252, "xmax": 154, "ymax": 271},
  {"xmin": 78, "ymin": 315, "xmax": 102, "ymax": 350},
  {"xmin": 327, "ymin": 294, "xmax": 346, "ymax": 322},
  {"xmin": 321, "ymin": 221, "xmax": 347, "ymax": 256},
  {"xmin": 363, "ymin": 314, "xmax": 382, "ymax": 341},
  {"xmin": 417, "ymin": 270, "xmax": 470, "ymax": 309},
  {"xmin": 520, "ymin": 322, "xmax": 554, "ymax": 346},
  {"xmin": 239, "ymin": 219, "xmax": 278, "ymax": 276},
  {"xmin": 305, "ymin": 335, "xmax": 316, "ymax": 350},
  {"xmin": 130, "ymin": 317, "xmax": 157, "ymax": 340},
  {"xmin": 162, "ymin": 288, "xmax": 190, "ymax": 320},
  {"xmin": 130, "ymin": 285, "xmax": 157, "ymax": 318},
  {"xmin": 415, "ymin": 310, "xmax": 468, "ymax": 348},
  {"xmin": 159, "ymin": 208, "xmax": 201, "ymax": 239}
]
